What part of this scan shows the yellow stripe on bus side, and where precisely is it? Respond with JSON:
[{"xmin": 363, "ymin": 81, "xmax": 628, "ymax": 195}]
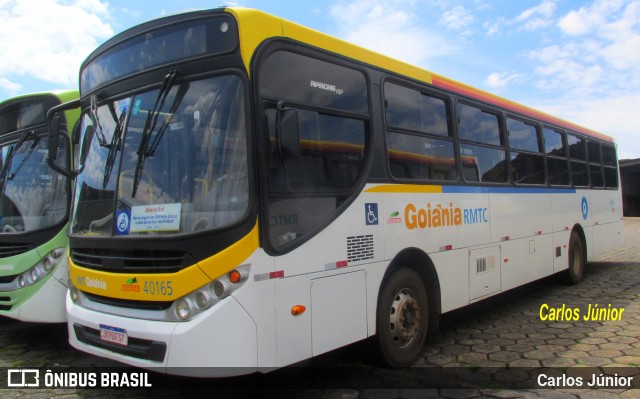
[
  {"xmin": 69, "ymin": 222, "xmax": 261, "ymax": 301},
  {"xmin": 364, "ymin": 184, "xmax": 443, "ymax": 194}
]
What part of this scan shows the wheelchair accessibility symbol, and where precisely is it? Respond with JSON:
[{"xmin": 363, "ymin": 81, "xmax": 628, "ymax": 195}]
[
  {"xmin": 116, "ymin": 210, "xmax": 131, "ymax": 235},
  {"xmin": 365, "ymin": 203, "xmax": 378, "ymax": 225}
]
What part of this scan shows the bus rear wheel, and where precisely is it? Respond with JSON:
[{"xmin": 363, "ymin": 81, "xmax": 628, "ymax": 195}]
[
  {"xmin": 567, "ymin": 231, "xmax": 585, "ymax": 285},
  {"xmin": 376, "ymin": 268, "xmax": 428, "ymax": 367}
]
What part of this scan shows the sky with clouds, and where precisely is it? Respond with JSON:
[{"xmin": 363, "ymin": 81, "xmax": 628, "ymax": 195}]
[{"xmin": 0, "ymin": 0, "xmax": 638, "ymax": 158}]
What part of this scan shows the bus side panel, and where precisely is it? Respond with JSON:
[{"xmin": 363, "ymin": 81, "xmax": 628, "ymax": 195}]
[
  {"xmin": 311, "ymin": 270, "xmax": 367, "ymax": 356},
  {"xmin": 15, "ymin": 274, "xmax": 67, "ymax": 322},
  {"xmin": 552, "ymin": 230, "xmax": 572, "ymax": 273},
  {"xmin": 268, "ymin": 190, "xmax": 385, "ymax": 366},
  {"xmin": 490, "ymin": 192, "xmax": 552, "ymax": 242},
  {"xmin": 276, "ymin": 274, "xmax": 311, "ymax": 367},
  {"xmin": 430, "ymin": 250, "xmax": 470, "ymax": 312},
  {"xmin": 499, "ymin": 235, "xmax": 553, "ymax": 291},
  {"xmin": 589, "ymin": 189, "xmax": 624, "ymax": 259},
  {"xmin": 230, "ymin": 250, "xmax": 278, "ymax": 370},
  {"xmin": 551, "ymin": 192, "xmax": 579, "ymax": 233}
]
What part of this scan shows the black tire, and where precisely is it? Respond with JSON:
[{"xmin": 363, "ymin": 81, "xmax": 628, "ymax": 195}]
[
  {"xmin": 375, "ymin": 268, "xmax": 429, "ymax": 367},
  {"xmin": 567, "ymin": 231, "xmax": 585, "ymax": 285}
]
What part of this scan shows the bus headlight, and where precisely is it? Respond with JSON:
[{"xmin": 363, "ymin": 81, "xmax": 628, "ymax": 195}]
[
  {"xmin": 169, "ymin": 264, "xmax": 251, "ymax": 322},
  {"xmin": 68, "ymin": 279, "xmax": 80, "ymax": 303},
  {"xmin": 43, "ymin": 256, "xmax": 55, "ymax": 272},
  {"xmin": 213, "ymin": 280, "xmax": 230, "ymax": 298},
  {"xmin": 14, "ymin": 247, "xmax": 66, "ymax": 289},
  {"xmin": 175, "ymin": 298, "xmax": 192, "ymax": 320},
  {"xmin": 195, "ymin": 291, "xmax": 212, "ymax": 309}
]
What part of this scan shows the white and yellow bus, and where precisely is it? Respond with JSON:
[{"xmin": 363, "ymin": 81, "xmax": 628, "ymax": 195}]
[{"xmin": 47, "ymin": 8, "xmax": 622, "ymax": 376}]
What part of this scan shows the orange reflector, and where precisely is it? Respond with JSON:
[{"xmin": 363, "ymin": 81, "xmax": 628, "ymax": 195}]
[
  {"xmin": 291, "ymin": 305, "xmax": 306, "ymax": 316},
  {"xmin": 228, "ymin": 270, "xmax": 242, "ymax": 284}
]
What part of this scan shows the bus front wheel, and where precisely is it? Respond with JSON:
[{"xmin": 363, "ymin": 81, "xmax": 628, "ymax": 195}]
[
  {"xmin": 567, "ymin": 231, "xmax": 585, "ymax": 285},
  {"xmin": 376, "ymin": 268, "xmax": 428, "ymax": 367}
]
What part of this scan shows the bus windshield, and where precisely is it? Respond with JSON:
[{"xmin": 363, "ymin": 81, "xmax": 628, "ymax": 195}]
[
  {"xmin": 0, "ymin": 134, "xmax": 69, "ymax": 233},
  {"xmin": 70, "ymin": 74, "xmax": 249, "ymax": 236}
]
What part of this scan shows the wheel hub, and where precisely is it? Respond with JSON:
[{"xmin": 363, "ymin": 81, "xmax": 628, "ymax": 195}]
[{"xmin": 389, "ymin": 289, "xmax": 421, "ymax": 347}]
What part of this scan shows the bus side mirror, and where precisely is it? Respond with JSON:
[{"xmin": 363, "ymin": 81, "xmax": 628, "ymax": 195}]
[
  {"xmin": 46, "ymin": 99, "xmax": 81, "ymax": 178},
  {"xmin": 277, "ymin": 103, "xmax": 300, "ymax": 160},
  {"xmin": 47, "ymin": 116, "xmax": 75, "ymax": 178},
  {"xmin": 48, "ymin": 115, "xmax": 61, "ymax": 163}
]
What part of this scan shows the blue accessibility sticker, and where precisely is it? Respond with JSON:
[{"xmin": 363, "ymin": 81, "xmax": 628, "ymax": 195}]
[
  {"xmin": 115, "ymin": 209, "xmax": 131, "ymax": 235},
  {"xmin": 365, "ymin": 203, "xmax": 378, "ymax": 225}
]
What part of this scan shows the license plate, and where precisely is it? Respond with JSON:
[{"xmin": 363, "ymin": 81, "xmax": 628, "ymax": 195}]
[{"xmin": 99, "ymin": 324, "xmax": 128, "ymax": 346}]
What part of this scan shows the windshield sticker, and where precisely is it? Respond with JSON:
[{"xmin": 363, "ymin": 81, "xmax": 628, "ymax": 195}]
[
  {"xmin": 130, "ymin": 203, "xmax": 181, "ymax": 233},
  {"xmin": 115, "ymin": 210, "xmax": 131, "ymax": 235}
]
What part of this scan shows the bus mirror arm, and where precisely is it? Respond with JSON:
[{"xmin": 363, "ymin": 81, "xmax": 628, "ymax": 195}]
[
  {"xmin": 276, "ymin": 101, "xmax": 300, "ymax": 160},
  {"xmin": 48, "ymin": 115, "xmax": 60, "ymax": 163}
]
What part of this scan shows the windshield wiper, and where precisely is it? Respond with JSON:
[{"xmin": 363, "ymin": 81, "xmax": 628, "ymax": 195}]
[
  {"xmin": 131, "ymin": 70, "xmax": 178, "ymax": 198},
  {"xmin": 7, "ymin": 136, "xmax": 41, "ymax": 181},
  {"xmin": 91, "ymin": 95, "xmax": 108, "ymax": 147},
  {"xmin": 0, "ymin": 130, "xmax": 33, "ymax": 191},
  {"xmin": 103, "ymin": 103, "xmax": 127, "ymax": 188}
]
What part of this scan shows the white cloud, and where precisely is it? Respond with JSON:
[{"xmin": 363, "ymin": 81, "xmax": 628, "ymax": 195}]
[
  {"xmin": 530, "ymin": 0, "xmax": 640, "ymax": 92},
  {"xmin": 483, "ymin": 17, "xmax": 505, "ymax": 36},
  {"xmin": 483, "ymin": 0, "xmax": 556, "ymax": 36},
  {"xmin": 557, "ymin": 0, "xmax": 626, "ymax": 36},
  {"xmin": 485, "ymin": 72, "xmax": 521, "ymax": 90},
  {"xmin": 440, "ymin": 5, "xmax": 474, "ymax": 31},
  {"xmin": 515, "ymin": 0, "xmax": 556, "ymax": 22},
  {"xmin": 557, "ymin": 10, "xmax": 591, "ymax": 35},
  {"xmin": 329, "ymin": 0, "xmax": 457, "ymax": 67},
  {"xmin": 0, "ymin": 0, "xmax": 113, "ymax": 88},
  {"xmin": 0, "ymin": 77, "xmax": 21, "ymax": 93},
  {"xmin": 515, "ymin": 0, "xmax": 556, "ymax": 31}
]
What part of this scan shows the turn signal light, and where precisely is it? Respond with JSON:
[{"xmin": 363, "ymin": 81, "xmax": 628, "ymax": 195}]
[
  {"xmin": 291, "ymin": 305, "xmax": 306, "ymax": 316},
  {"xmin": 228, "ymin": 269, "xmax": 248, "ymax": 284},
  {"xmin": 228, "ymin": 270, "xmax": 242, "ymax": 283}
]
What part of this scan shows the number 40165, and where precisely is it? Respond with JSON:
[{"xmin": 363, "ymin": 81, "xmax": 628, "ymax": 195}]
[{"xmin": 143, "ymin": 280, "xmax": 173, "ymax": 296}]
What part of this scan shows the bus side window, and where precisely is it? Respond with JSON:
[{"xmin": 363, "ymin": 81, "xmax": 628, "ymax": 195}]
[
  {"xmin": 602, "ymin": 144, "xmax": 618, "ymax": 188},
  {"xmin": 587, "ymin": 140, "xmax": 604, "ymax": 188},
  {"xmin": 384, "ymin": 82, "xmax": 456, "ymax": 182},
  {"xmin": 258, "ymin": 49, "xmax": 370, "ymax": 252},
  {"xmin": 543, "ymin": 127, "xmax": 569, "ymax": 186},
  {"xmin": 507, "ymin": 117, "xmax": 544, "ymax": 185},
  {"xmin": 456, "ymin": 102, "xmax": 507, "ymax": 183},
  {"xmin": 568, "ymin": 133, "xmax": 588, "ymax": 186}
]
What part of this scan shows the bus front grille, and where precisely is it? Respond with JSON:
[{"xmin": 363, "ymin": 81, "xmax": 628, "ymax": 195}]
[
  {"xmin": 0, "ymin": 243, "xmax": 32, "ymax": 258},
  {"xmin": 0, "ymin": 296, "xmax": 12, "ymax": 311},
  {"xmin": 83, "ymin": 291, "xmax": 173, "ymax": 311},
  {"xmin": 71, "ymin": 248, "xmax": 193, "ymax": 273}
]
